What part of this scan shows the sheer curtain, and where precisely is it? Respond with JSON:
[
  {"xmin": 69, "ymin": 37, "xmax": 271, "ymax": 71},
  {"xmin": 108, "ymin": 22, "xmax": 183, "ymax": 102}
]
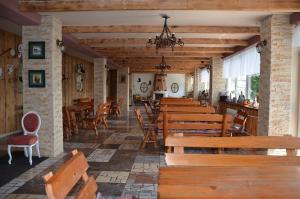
[{"xmin": 223, "ymin": 46, "xmax": 260, "ymax": 79}]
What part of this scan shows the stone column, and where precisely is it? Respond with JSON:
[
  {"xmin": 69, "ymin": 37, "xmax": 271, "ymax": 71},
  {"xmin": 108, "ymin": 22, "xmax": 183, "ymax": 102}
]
[
  {"xmin": 117, "ymin": 67, "xmax": 129, "ymax": 115},
  {"xmin": 258, "ymin": 15, "xmax": 293, "ymax": 136},
  {"xmin": 193, "ymin": 68, "xmax": 200, "ymax": 100},
  {"xmin": 93, "ymin": 58, "xmax": 107, "ymax": 112},
  {"xmin": 211, "ymin": 56, "xmax": 226, "ymax": 106},
  {"xmin": 22, "ymin": 16, "xmax": 63, "ymax": 157}
]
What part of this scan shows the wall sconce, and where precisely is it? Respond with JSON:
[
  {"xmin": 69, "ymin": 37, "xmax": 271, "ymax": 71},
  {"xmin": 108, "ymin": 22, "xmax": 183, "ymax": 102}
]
[
  {"xmin": 56, "ymin": 39, "xmax": 65, "ymax": 52},
  {"xmin": 148, "ymin": 80, "xmax": 152, "ymax": 85},
  {"xmin": 256, "ymin": 40, "xmax": 267, "ymax": 54},
  {"xmin": 137, "ymin": 78, "xmax": 141, "ymax": 82}
]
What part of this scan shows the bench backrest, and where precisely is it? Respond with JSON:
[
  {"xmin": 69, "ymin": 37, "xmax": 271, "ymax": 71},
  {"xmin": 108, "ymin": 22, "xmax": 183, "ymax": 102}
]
[
  {"xmin": 158, "ymin": 105, "xmax": 215, "ymax": 118},
  {"xmin": 161, "ymin": 113, "xmax": 233, "ymax": 141},
  {"xmin": 160, "ymin": 100, "xmax": 200, "ymax": 106},
  {"xmin": 43, "ymin": 150, "xmax": 97, "ymax": 199},
  {"xmin": 160, "ymin": 97, "xmax": 193, "ymax": 102},
  {"xmin": 165, "ymin": 136, "xmax": 300, "ymax": 166}
]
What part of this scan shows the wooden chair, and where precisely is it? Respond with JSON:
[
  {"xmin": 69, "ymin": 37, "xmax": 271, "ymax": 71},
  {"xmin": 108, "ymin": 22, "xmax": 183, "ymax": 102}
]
[
  {"xmin": 144, "ymin": 102, "xmax": 156, "ymax": 123},
  {"xmin": 63, "ymin": 106, "xmax": 77, "ymax": 140},
  {"xmin": 228, "ymin": 109, "xmax": 249, "ymax": 136},
  {"xmin": 134, "ymin": 108, "xmax": 158, "ymax": 148},
  {"xmin": 83, "ymin": 103, "xmax": 108, "ymax": 136},
  {"xmin": 159, "ymin": 112, "xmax": 233, "ymax": 144},
  {"xmin": 165, "ymin": 135, "xmax": 300, "ymax": 166},
  {"xmin": 43, "ymin": 149, "xmax": 98, "ymax": 199},
  {"xmin": 111, "ymin": 96, "xmax": 124, "ymax": 117},
  {"xmin": 7, "ymin": 111, "xmax": 41, "ymax": 165}
]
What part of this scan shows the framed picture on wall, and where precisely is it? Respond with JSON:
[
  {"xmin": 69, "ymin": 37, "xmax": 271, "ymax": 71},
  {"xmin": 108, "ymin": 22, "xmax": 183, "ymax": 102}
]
[
  {"xmin": 28, "ymin": 41, "xmax": 45, "ymax": 59},
  {"xmin": 28, "ymin": 70, "xmax": 45, "ymax": 88}
]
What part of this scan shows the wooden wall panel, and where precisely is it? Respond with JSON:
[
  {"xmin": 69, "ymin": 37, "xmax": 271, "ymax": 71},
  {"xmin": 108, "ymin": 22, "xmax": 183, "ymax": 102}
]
[
  {"xmin": 62, "ymin": 54, "xmax": 94, "ymax": 106},
  {"xmin": 0, "ymin": 29, "xmax": 22, "ymax": 135}
]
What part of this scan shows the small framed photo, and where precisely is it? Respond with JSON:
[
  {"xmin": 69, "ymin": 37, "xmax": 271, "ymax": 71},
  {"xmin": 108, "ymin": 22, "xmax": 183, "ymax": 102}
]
[
  {"xmin": 28, "ymin": 41, "xmax": 45, "ymax": 59},
  {"xmin": 28, "ymin": 70, "xmax": 45, "ymax": 88}
]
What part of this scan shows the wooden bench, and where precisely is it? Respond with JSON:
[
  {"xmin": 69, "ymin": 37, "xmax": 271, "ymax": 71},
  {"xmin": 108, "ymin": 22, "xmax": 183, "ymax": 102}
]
[
  {"xmin": 43, "ymin": 150, "xmax": 98, "ymax": 199},
  {"xmin": 165, "ymin": 136, "xmax": 300, "ymax": 166},
  {"xmin": 160, "ymin": 113, "xmax": 233, "ymax": 143},
  {"xmin": 160, "ymin": 100, "xmax": 200, "ymax": 106},
  {"xmin": 160, "ymin": 97, "xmax": 193, "ymax": 102}
]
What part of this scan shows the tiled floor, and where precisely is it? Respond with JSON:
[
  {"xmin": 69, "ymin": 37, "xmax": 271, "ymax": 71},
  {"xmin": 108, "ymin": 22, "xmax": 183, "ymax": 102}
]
[{"xmin": 0, "ymin": 107, "xmax": 163, "ymax": 199}]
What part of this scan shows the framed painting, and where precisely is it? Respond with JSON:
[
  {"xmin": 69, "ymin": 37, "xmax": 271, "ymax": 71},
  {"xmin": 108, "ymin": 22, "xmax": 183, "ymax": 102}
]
[
  {"xmin": 28, "ymin": 70, "xmax": 45, "ymax": 88},
  {"xmin": 28, "ymin": 41, "xmax": 45, "ymax": 59}
]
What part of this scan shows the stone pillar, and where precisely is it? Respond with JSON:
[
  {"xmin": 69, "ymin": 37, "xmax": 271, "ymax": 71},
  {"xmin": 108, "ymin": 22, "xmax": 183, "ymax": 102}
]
[
  {"xmin": 22, "ymin": 16, "xmax": 63, "ymax": 157},
  {"xmin": 258, "ymin": 15, "xmax": 293, "ymax": 136},
  {"xmin": 93, "ymin": 58, "xmax": 107, "ymax": 112},
  {"xmin": 211, "ymin": 56, "xmax": 226, "ymax": 106},
  {"xmin": 193, "ymin": 68, "xmax": 200, "ymax": 100},
  {"xmin": 117, "ymin": 67, "xmax": 129, "ymax": 115}
]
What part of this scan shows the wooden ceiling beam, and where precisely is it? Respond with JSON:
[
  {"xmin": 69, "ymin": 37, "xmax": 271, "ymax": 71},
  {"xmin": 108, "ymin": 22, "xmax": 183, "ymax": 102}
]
[
  {"xmin": 101, "ymin": 52, "xmax": 221, "ymax": 57},
  {"xmin": 94, "ymin": 47, "xmax": 234, "ymax": 54},
  {"xmin": 81, "ymin": 38, "xmax": 249, "ymax": 47},
  {"xmin": 223, "ymin": 35, "xmax": 260, "ymax": 58},
  {"xmin": 119, "ymin": 63, "xmax": 208, "ymax": 68},
  {"xmin": 64, "ymin": 25, "xmax": 259, "ymax": 34},
  {"xmin": 19, "ymin": 0, "xmax": 300, "ymax": 12}
]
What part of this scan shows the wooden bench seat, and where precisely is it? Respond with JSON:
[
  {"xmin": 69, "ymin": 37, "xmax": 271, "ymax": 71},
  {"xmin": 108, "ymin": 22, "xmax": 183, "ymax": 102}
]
[
  {"xmin": 43, "ymin": 150, "xmax": 98, "ymax": 199},
  {"xmin": 165, "ymin": 136, "xmax": 300, "ymax": 166},
  {"xmin": 160, "ymin": 113, "xmax": 233, "ymax": 142}
]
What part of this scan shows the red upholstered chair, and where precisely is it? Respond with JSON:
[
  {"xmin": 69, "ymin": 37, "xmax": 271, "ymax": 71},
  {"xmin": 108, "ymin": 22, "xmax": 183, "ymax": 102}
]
[{"xmin": 7, "ymin": 111, "xmax": 41, "ymax": 165}]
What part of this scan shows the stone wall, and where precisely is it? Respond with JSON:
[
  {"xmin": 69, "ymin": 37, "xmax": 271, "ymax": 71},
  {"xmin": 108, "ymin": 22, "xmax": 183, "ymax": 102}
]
[
  {"xmin": 22, "ymin": 16, "xmax": 63, "ymax": 157},
  {"xmin": 117, "ymin": 67, "xmax": 129, "ymax": 115},
  {"xmin": 94, "ymin": 58, "xmax": 107, "ymax": 112},
  {"xmin": 258, "ymin": 15, "xmax": 292, "ymax": 136},
  {"xmin": 211, "ymin": 56, "xmax": 226, "ymax": 106}
]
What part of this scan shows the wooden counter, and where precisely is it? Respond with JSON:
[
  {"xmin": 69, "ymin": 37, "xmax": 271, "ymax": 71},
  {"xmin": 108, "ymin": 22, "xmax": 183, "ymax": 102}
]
[{"xmin": 219, "ymin": 101, "xmax": 258, "ymax": 136}]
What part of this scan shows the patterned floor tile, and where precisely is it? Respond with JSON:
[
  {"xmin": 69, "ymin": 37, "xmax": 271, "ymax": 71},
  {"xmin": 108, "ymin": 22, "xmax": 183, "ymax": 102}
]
[
  {"xmin": 122, "ymin": 184, "xmax": 157, "ymax": 199},
  {"xmin": 131, "ymin": 163, "xmax": 159, "ymax": 173},
  {"xmin": 104, "ymin": 134, "xmax": 129, "ymax": 145},
  {"xmin": 96, "ymin": 171, "xmax": 130, "ymax": 183},
  {"xmin": 119, "ymin": 140, "xmax": 141, "ymax": 151},
  {"xmin": 87, "ymin": 149, "xmax": 117, "ymax": 162},
  {"xmin": 64, "ymin": 142, "xmax": 100, "ymax": 149}
]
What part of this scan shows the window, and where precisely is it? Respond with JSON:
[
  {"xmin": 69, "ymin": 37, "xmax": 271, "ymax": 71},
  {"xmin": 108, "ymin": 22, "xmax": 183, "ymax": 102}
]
[{"xmin": 226, "ymin": 74, "xmax": 260, "ymax": 101}]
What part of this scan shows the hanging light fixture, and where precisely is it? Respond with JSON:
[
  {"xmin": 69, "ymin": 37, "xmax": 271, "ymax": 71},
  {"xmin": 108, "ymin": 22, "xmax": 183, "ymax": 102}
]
[
  {"xmin": 156, "ymin": 56, "xmax": 171, "ymax": 73},
  {"xmin": 146, "ymin": 14, "xmax": 184, "ymax": 51}
]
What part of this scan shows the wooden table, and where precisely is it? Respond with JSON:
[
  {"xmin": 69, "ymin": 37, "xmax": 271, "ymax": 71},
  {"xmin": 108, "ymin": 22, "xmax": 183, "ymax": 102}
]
[
  {"xmin": 68, "ymin": 105, "xmax": 92, "ymax": 130},
  {"xmin": 158, "ymin": 166, "xmax": 300, "ymax": 199}
]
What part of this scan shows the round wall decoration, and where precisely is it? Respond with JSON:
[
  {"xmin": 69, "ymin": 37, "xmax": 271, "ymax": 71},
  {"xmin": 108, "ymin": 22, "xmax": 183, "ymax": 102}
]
[
  {"xmin": 140, "ymin": 82, "xmax": 149, "ymax": 93},
  {"xmin": 171, "ymin": 83, "xmax": 179, "ymax": 93}
]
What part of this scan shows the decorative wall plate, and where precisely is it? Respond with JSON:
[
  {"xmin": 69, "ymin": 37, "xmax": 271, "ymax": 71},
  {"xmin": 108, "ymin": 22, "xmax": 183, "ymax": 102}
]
[
  {"xmin": 171, "ymin": 83, "xmax": 179, "ymax": 93},
  {"xmin": 140, "ymin": 82, "xmax": 149, "ymax": 93}
]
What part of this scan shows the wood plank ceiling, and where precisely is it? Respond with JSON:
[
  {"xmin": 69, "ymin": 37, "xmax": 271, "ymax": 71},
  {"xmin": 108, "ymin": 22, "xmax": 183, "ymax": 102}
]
[{"xmin": 18, "ymin": 0, "xmax": 299, "ymax": 73}]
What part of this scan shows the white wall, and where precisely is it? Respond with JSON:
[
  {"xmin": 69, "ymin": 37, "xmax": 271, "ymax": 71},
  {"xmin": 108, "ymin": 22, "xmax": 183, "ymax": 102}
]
[
  {"xmin": 132, "ymin": 73, "xmax": 186, "ymax": 98},
  {"xmin": 166, "ymin": 74, "xmax": 186, "ymax": 97},
  {"xmin": 132, "ymin": 73, "xmax": 154, "ymax": 98}
]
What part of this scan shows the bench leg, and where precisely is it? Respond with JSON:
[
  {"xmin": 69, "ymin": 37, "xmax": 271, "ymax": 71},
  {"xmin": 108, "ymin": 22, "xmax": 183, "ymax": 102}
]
[{"xmin": 8, "ymin": 145, "xmax": 12, "ymax": 165}]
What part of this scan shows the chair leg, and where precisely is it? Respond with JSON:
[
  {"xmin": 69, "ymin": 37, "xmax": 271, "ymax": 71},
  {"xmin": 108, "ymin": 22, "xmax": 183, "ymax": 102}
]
[
  {"xmin": 24, "ymin": 147, "xmax": 28, "ymax": 158},
  {"xmin": 36, "ymin": 142, "xmax": 41, "ymax": 158},
  {"xmin": 8, "ymin": 145, "xmax": 12, "ymax": 165},
  {"xmin": 29, "ymin": 146, "xmax": 33, "ymax": 165},
  {"xmin": 142, "ymin": 130, "xmax": 149, "ymax": 149}
]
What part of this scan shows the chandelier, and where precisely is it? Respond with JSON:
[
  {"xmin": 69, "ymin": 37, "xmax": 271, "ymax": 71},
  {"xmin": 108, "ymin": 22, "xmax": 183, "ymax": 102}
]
[
  {"xmin": 146, "ymin": 14, "xmax": 184, "ymax": 51},
  {"xmin": 156, "ymin": 56, "xmax": 171, "ymax": 73}
]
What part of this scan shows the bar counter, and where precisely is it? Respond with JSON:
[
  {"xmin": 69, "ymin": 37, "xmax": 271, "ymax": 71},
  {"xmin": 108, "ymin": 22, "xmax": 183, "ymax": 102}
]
[{"xmin": 219, "ymin": 101, "xmax": 258, "ymax": 136}]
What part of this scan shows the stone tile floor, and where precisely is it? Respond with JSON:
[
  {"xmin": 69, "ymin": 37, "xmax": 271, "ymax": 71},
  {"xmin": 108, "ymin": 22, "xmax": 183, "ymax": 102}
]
[{"xmin": 0, "ymin": 107, "xmax": 164, "ymax": 199}]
